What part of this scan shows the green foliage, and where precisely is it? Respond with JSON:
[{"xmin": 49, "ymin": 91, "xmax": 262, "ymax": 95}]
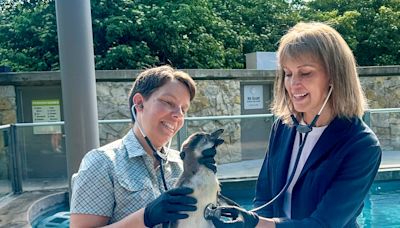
[
  {"xmin": 362, "ymin": 5, "xmax": 400, "ymax": 65},
  {"xmin": 91, "ymin": 0, "xmax": 245, "ymax": 69},
  {"xmin": 0, "ymin": 0, "xmax": 398, "ymax": 71},
  {"xmin": 209, "ymin": 0, "xmax": 300, "ymax": 67},
  {"xmin": 299, "ymin": 0, "xmax": 400, "ymax": 66},
  {"xmin": 0, "ymin": 0, "xmax": 59, "ymax": 71}
]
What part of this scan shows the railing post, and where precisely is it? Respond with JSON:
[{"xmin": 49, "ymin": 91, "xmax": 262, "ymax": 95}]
[
  {"xmin": 363, "ymin": 110, "xmax": 371, "ymax": 127},
  {"xmin": 9, "ymin": 124, "xmax": 22, "ymax": 194},
  {"xmin": 177, "ymin": 121, "xmax": 188, "ymax": 150}
]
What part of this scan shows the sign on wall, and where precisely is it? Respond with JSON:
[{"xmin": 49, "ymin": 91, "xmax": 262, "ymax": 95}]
[
  {"xmin": 32, "ymin": 99, "xmax": 61, "ymax": 134},
  {"xmin": 244, "ymin": 85, "xmax": 263, "ymax": 110}
]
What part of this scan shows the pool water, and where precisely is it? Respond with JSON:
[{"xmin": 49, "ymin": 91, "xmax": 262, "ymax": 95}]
[
  {"xmin": 32, "ymin": 205, "xmax": 69, "ymax": 228},
  {"xmin": 358, "ymin": 181, "xmax": 400, "ymax": 228},
  {"xmin": 33, "ymin": 180, "xmax": 400, "ymax": 227},
  {"xmin": 220, "ymin": 180, "xmax": 400, "ymax": 228}
]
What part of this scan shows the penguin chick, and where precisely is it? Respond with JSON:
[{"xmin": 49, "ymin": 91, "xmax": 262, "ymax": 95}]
[{"xmin": 170, "ymin": 129, "xmax": 224, "ymax": 228}]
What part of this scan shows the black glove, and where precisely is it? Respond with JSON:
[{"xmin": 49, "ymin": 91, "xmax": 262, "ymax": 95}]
[
  {"xmin": 144, "ymin": 187, "xmax": 197, "ymax": 227},
  {"xmin": 209, "ymin": 206, "xmax": 259, "ymax": 228},
  {"xmin": 180, "ymin": 146, "xmax": 217, "ymax": 173}
]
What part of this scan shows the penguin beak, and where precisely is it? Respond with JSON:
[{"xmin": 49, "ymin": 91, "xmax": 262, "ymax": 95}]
[
  {"xmin": 211, "ymin": 129, "xmax": 224, "ymax": 147},
  {"xmin": 211, "ymin": 129, "xmax": 224, "ymax": 138}
]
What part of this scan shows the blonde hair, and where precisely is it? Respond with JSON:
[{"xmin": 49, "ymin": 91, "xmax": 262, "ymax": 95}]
[{"xmin": 271, "ymin": 22, "xmax": 367, "ymax": 123}]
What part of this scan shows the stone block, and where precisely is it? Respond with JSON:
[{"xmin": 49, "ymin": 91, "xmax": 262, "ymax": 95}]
[
  {"xmin": 0, "ymin": 110, "xmax": 16, "ymax": 125},
  {"xmin": 0, "ymin": 98, "xmax": 14, "ymax": 110},
  {"xmin": 0, "ymin": 86, "xmax": 15, "ymax": 97},
  {"xmin": 375, "ymin": 127, "xmax": 391, "ymax": 140},
  {"xmin": 371, "ymin": 113, "xmax": 390, "ymax": 128},
  {"xmin": 391, "ymin": 124, "xmax": 400, "ymax": 136}
]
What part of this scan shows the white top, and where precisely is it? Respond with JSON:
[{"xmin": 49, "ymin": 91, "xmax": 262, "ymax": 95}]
[{"xmin": 283, "ymin": 124, "xmax": 328, "ymax": 218}]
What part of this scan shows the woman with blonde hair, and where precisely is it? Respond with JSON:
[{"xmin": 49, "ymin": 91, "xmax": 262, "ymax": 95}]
[{"xmin": 210, "ymin": 22, "xmax": 381, "ymax": 228}]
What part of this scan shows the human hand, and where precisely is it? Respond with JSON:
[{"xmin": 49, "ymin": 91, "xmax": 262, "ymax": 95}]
[
  {"xmin": 208, "ymin": 206, "xmax": 259, "ymax": 228},
  {"xmin": 143, "ymin": 187, "xmax": 197, "ymax": 227}
]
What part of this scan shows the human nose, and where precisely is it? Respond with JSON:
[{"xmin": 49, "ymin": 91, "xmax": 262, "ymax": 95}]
[
  {"xmin": 290, "ymin": 73, "xmax": 302, "ymax": 86},
  {"xmin": 171, "ymin": 106, "xmax": 184, "ymax": 119}
]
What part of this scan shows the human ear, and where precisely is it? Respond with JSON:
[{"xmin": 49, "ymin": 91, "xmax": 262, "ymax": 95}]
[{"xmin": 132, "ymin": 93, "xmax": 144, "ymax": 110}]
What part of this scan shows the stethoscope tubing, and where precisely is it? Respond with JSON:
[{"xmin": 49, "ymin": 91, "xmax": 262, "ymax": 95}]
[
  {"xmin": 251, "ymin": 86, "xmax": 333, "ymax": 212},
  {"xmin": 131, "ymin": 104, "xmax": 169, "ymax": 191},
  {"xmin": 251, "ymin": 131, "xmax": 310, "ymax": 212}
]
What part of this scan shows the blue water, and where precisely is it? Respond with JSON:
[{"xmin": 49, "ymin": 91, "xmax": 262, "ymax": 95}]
[
  {"xmin": 32, "ymin": 205, "xmax": 69, "ymax": 228},
  {"xmin": 357, "ymin": 181, "xmax": 400, "ymax": 228},
  {"xmin": 33, "ymin": 180, "xmax": 400, "ymax": 227},
  {"xmin": 221, "ymin": 180, "xmax": 400, "ymax": 228}
]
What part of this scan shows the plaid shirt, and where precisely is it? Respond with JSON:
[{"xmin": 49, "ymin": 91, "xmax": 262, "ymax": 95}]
[{"xmin": 70, "ymin": 130, "xmax": 183, "ymax": 224}]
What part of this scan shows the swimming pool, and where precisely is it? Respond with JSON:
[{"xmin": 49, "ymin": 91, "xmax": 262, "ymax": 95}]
[
  {"xmin": 220, "ymin": 179, "xmax": 400, "ymax": 228},
  {"xmin": 358, "ymin": 180, "xmax": 400, "ymax": 227},
  {"xmin": 32, "ymin": 179, "xmax": 400, "ymax": 227}
]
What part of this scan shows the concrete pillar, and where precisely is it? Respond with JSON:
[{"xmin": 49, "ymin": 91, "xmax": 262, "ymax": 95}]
[
  {"xmin": 245, "ymin": 52, "xmax": 277, "ymax": 70},
  {"xmin": 55, "ymin": 0, "xmax": 99, "ymax": 196}
]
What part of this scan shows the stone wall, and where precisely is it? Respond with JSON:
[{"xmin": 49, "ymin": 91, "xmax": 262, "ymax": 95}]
[
  {"xmin": 95, "ymin": 79, "xmax": 242, "ymax": 163},
  {"xmin": 96, "ymin": 81, "xmax": 132, "ymax": 146},
  {"xmin": 180, "ymin": 80, "xmax": 242, "ymax": 163},
  {"xmin": 0, "ymin": 86, "xmax": 16, "ymax": 179},
  {"xmin": 361, "ymin": 75, "xmax": 400, "ymax": 151},
  {"xmin": 0, "ymin": 66, "xmax": 399, "ymax": 164},
  {"xmin": 0, "ymin": 86, "xmax": 16, "ymax": 125}
]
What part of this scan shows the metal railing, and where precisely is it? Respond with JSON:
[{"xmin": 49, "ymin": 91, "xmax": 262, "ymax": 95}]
[{"xmin": 0, "ymin": 108, "xmax": 399, "ymax": 195}]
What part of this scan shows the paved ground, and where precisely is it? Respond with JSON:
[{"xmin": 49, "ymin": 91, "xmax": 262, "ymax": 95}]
[
  {"xmin": 0, "ymin": 151, "xmax": 399, "ymax": 227},
  {"xmin": 379, "ymin": 151, "xmax": 400, "ymax": 169},
  {"xmin": 0, "ymin": 189, "xmax": 65, "ymax": 228},
  {"xmin": 218, "ymin": 150, "xmax": 400, "ymax": 180}
]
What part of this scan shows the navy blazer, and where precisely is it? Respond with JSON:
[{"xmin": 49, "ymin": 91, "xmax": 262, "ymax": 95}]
[{"xmin": 254, "ymin": 116, "xmax": 381, "ymax": 228}]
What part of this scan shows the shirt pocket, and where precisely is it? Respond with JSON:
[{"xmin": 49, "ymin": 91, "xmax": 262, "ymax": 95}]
[
  {"xmin": 117, "ymin": 176, "xmax": 152, "ymax": 192},
  {"xmin": 116, "ymin": 164, "xmax": 152, "ymax": 192},
  {"xmin": 115, "ymin": 167, "xmax": 154, "ymax": 214}
]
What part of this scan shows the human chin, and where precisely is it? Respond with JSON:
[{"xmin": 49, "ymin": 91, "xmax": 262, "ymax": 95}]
[{"xmin": 292, "ymin": 102, "xmax": 309, "ymax": 113}]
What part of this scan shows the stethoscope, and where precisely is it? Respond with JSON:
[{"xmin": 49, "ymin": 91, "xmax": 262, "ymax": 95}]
[
  {"xmin": 131, "ymin": 104, "xmax": 169, "ymax": 191},
  {"xmin": 250, "ymin": 85, "xmax": 333, "ymax": 212}
]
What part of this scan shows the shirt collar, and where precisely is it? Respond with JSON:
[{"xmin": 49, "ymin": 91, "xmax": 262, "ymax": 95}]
[
  {"xmin": 122, "ymin": 129, "xmax": 182, "ymax": 163},
  {"xmin": 122, "ymin": 130, "xmax": 147, "ymax": 158}
]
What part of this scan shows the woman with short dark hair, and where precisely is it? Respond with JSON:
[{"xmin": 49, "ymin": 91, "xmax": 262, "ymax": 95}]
[{"xmin": 70, "ymin": 65, "xmax": 216, "ymax": 227}]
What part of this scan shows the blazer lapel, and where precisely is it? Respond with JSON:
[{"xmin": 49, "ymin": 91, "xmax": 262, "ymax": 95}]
[
  {"xmin": 298, "ymin": 117, "xmax": 352, "ymax": 180},
  {"xmin": 272, "ymin": 124, "xmax": 296, "ymax": 215}
]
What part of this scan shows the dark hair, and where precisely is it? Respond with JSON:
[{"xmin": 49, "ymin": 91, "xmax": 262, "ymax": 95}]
[{"xmin": 128, "ymin": 65, "xmax": 196, "ymax": 122}]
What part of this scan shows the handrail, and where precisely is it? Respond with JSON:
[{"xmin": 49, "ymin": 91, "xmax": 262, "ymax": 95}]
[
  {"xmin": 12, "ymin": 122, "xmax": 65, "ymax": 127},
  {"xmin": 0, "ymin": 124, "xmax": 11, "ymax": 130},
  {"xmin": 186, "ymin": 113, "xmax": 274, "ymax": 121},
  {"xmin": 367, "ymin": 108, "xmax": 400, "ymax": 113},
  {"xmin": 0, "ymin": 108, "xmax": 399, "ymax": 128},
  {"xmin": 6, "ymin": 113, "xmax": 275, "ymax": 127}
]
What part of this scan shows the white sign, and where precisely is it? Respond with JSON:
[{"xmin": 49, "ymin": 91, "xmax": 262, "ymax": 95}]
[
  {"xmin": 244, "ymin": 85, "xmax": 263, "ymax": 110},
  {"xmin": 32, "ymin": 99, "xmax": 61, "ymax": 134}
]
